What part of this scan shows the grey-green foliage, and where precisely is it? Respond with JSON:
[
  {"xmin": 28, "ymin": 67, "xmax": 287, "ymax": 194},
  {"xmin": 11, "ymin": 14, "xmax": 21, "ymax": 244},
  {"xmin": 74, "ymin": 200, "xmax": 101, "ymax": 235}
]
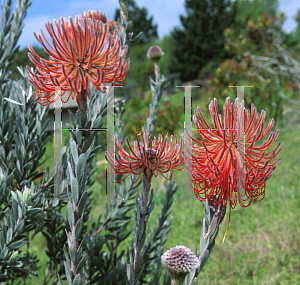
[
  {"xmin": 0, "ymin": 0, "xmax": 31, "ymax": 85},
  {"xmin": 144, "ymin": 74, "xmax": 169, "ymax": 135},
  {"xmin": 0, "ymin": 53, "xmax": 53, "ymax": 282},
  {"xmin": 1, "ymin": 70, "xmax": 49, "ymax": 191},
  {"xmin": 126, "ymin": 63, "xmax": 171, "ymax": 285},
  {"xmin": 187, "ymin": 197, "xmax": 226, "ymax": 284}
]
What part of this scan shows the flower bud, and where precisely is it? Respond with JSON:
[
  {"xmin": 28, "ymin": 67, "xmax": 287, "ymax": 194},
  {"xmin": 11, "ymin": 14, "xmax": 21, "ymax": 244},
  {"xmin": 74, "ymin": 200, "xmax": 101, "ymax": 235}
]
[
  {"xmin": 161, "ymin": 245, "xmax": 200, "ymax": 284},
  {"xmin": 23, "ymin": 187, "xmax": 31, "ymax": 204},
  {"xmin": 147, "ymin": 46, "xmax": 164, "ymax": 61}
]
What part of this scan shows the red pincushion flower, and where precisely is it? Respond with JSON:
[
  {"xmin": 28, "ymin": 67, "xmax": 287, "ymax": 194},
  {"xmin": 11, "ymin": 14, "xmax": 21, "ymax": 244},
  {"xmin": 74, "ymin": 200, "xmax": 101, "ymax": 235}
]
[
  {"xmin": 106, "ymin": 129, "xmax": 184, "ymax": 184},
  {"xmin": 27, "ymin": 15, "xmax": 129, "ymax": 106},
  {"xmin": 80, "ymin": 10, "xmax": 120, "ymax": 34},
  {"xmin": 183, "ymin": 97, "xmax": 281, "ymax": 237},
  {"xmin": 80, "ymin": 10, "xmax": 107, "ymax": 23}
]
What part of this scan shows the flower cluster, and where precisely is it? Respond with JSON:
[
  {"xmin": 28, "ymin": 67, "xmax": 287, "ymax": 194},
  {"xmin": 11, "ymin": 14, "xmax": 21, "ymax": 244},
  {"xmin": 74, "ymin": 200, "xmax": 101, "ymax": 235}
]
[
  {"xmin": 106, "ymin": 129, "xmax": 184, "ymax": 183},
  {"xmin": 27, "ymin": 13, "xmax": 129, "ymax": 106},
  {"xmin": 183, "ymin": 97, "xmax": 281, "ymax": 231}
]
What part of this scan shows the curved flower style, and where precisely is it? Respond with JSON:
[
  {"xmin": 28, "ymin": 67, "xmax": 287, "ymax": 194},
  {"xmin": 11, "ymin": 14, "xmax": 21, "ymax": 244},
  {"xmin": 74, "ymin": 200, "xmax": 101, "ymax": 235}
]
[
  {"xmin": 27, "ymin": 15, "xmax": 129, "ymax": 106},
  {"xmin": 106, "ymin": 129, "xmax": 184, "ymax": 184},
  {"xmin": 79, "ymin": 10, "xmax": 120, "ymax": 34},
  {"xmin": 80, "ymin": 10, "xmax": 107, "ymax": 23},
  {"xmin": 183, "ymin": 97, "xmax": 281, "ymax": 235}
]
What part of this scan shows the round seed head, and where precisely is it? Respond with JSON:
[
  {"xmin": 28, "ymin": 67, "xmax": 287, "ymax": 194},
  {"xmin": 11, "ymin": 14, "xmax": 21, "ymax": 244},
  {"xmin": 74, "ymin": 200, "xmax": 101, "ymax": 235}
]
[
  {"xmin": 161, "ymin": 245, "xmax": 200, "ymax": 280},
  {"xmin": 147, "ymin": 46, "xmax": 164, "ymax": 61}
]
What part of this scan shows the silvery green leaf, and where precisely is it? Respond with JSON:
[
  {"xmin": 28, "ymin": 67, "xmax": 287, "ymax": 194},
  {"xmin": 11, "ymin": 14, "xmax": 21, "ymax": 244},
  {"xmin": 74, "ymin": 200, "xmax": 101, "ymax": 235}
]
[
  {"xmin": 68, "ymin": 109, "xmax": 76, "ymax": 128},
  {"xmin": 77, "ymin": 232, "xmax": 88, "ymax": 254},
  {"xmin": 15, "ymin": 220, "xmax": 24, "ymax": 233},
  {"xmin": 92, "ymin": 115, "xmax": 102, "ymax": 129},
  {"xmin": 67, "ymin": 201, "xmax": 74, "ymax": 229},
  {"xmin": 69, "ymin": 246, "xmax": 76, "ymax": 263},
  {"xmin": 26, "ymin": 140, "xmax": 36, "ymax": 153},
  {"xmin": 189, "ymin": 268, "xmax": 196, "ymax": 282},
  {"xmin": 64, "ymin": 244, "xmax": 71, "ymax": 266},
  {"xmin": 147, "ymin": 201, "xmax": 155, "ymax": 215},
  {"xmin": 68, "ymin": 161, "xmax": 74, "ymax": 181},
  {"xmin": 77, "ymin": 154, "xmax": 87, "ymax": 181},
  {"xmin": 17, "ymin": 66, "xmax": 25, "ymax": 77},
  {"xmin": 70, "ymin": 139, "xmax": 78, "ymax": 165},
  {"xmin": 73, "ymin": 274, "xmax": 81, "ymax": 285},
  {"xmin": 131, "ymin": 31, "xmax": 143, "ymax": 45},
  {"xmin": 78, "ymin": 191, "xmax": 87, "ymax": 218},
  {"xmin": 75, "ymin": 219, "xmax": 83, "ymax": 238},
  {"xmin": 64, "ymin": 260, "xmax": 72, "ymax": 285},
  {"xmin": 76, "ymin": 129, "xmax": 82, "ymax": 146},
  {"xmin": 26, "ymin": 208, "xmax": 41, "ymax": 217},
  {"xmin": 23, "ymin": 162, "xmax": 33, "ymax": 170},
  {"xmin": 65, "ymin": 230, "xmax": 73, "ymax": 249},
  {"xmin": 127, "ymin": 263, "xmax": 131, "ymax": 281},
  {"xmin": 76, "ymin": 111, "xmax": 83, "ymax": 125},
  {"xmin": 199, "ymin": 240, "xmax": 215, "ymax": 272},
  {"xmin": 8, "ymin": 240, "xmax": 25, "ymax": 250},
  {"xmin": 6, "ymin": 228, "xmax": 12, "ymax": 244},
  {"xmin": 4, "ymin": 98, "xmax": 23, "ymax": 105},
  {"xmin": 126, "ymin": 21, "xmax": 133, "ymax": 33},
  {"xmin": 71, "ymin": 178, "xmax": 79, "ymax": 204},
  {"xmin": 200, "ymin": 218, "xmax": 208, "ymax": 257},
  {"xmin": 76, "ymin": 253, "xmax": 87, "ymax": 274}
]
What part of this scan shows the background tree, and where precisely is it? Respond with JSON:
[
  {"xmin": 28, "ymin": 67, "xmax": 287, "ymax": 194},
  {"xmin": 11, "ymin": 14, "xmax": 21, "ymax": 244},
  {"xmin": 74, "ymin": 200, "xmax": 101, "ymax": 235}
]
[
  {"xmin": 114, "ymin": 0, "xmax": 158, "ymax": 44},
  {"xmin": 169, "ymin": 0, "xmax": 238, "ymax": 82},
  {"xmin": 233, "ymin": 0, "xmax": 279, "ymax": 35}
]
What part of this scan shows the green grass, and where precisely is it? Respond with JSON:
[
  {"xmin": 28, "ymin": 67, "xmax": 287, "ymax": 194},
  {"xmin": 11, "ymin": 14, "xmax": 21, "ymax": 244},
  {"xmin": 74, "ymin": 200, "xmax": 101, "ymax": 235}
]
[{"xmin": 22, "ymin": 94, "xmax": 300, "ymax": 284}]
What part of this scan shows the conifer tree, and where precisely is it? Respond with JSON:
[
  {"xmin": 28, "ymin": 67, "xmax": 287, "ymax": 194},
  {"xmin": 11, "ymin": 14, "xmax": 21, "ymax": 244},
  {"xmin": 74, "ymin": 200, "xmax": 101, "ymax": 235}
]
[{"xmin": 170, "ymin": 0, "xmax": 237, "ymax": 82}]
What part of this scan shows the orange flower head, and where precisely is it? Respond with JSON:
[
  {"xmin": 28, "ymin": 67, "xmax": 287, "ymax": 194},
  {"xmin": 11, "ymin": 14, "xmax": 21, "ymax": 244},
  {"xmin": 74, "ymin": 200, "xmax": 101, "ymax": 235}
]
[
  {"xmin": 79, "ymin": 10, "xmax": 120, "ymax": 34},
  {"xmin": 183, "ymin": 97, "xmax": 281, "ymax": 239},
  {"xmin": 80, "ymin": 10, "xmax": 107, "ymax": 23},
  {"xmin": 106, "ymin": 129, "xmax": 184, "ymax": 184},
  {"xmin": 27, "ymin": 15, "xmax": 129, "ymax": 106}
]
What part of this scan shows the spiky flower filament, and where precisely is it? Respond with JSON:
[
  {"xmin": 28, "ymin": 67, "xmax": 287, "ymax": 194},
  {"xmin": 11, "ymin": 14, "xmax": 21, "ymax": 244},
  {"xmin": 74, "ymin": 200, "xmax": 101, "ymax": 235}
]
[
  {"xmin": 27, "ymin": 15, "xmax": 129, "ymax": 106},
  {"xmin": 183, "ymin": 97, "xmax": 281, "ymax": 239},
  {"xmin": 106, "ymin": 129, "xmax": 184, "ymax": 184}
]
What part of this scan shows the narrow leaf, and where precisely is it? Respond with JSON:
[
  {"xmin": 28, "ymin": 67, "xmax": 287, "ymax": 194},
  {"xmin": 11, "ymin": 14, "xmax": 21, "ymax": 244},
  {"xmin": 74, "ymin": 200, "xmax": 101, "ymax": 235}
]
[
  {"xmin": 76, "ymin": 253, "xmax": 87, "ymax": 274},
  {"xmin": 71, "ymin": 178, "xmax": 79, "ymax": 204},
  {"xmin": 67, "ymin": 202, "xmax": 74, "ymax": 229},
  {"xmin": 4, "ymin": 98, "xmax": 23, "ymax": 105},
  {"xmin": 70, "ymin": 139, "xmax": 78, "ymax": 165},
  {"xmin": 8, "ymin": 240, "xmax": 25, "ymax": 250},
  {"xmin": 77, "ymin": 154, "xmax": 87, "ymax": 181}
]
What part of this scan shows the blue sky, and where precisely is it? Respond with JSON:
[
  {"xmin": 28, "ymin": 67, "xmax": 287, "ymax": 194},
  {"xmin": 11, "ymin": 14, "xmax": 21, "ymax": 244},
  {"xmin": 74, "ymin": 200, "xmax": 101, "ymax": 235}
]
[{"xmin": 10, "ymin": 0, "xmax": 300, "ymax": 48}]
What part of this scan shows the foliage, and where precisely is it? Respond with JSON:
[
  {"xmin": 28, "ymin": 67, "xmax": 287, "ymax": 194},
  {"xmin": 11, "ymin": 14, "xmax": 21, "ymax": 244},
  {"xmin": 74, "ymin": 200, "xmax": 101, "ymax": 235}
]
[
  {"xmin": 170, "ymin": 0, "xmax": 238, "ymax": 82},
  {"xmin": 233, "ymin": 0, "xmax": 279, "ymax": 36},
  {"xmin": 221, "ymin": 11, "xmax": 300, "ymax": 124},
  {"xmin": 7, "ymin": 46, "xmax": 49, "ymax": 80},
  {"xmin": 155, "ymin": 102, "xmax": 184, "ymax": 136},
  {"xmin": 0, "ymin": 0, "xmax": 31, "ymax": 85},
  {"xmin": 114, "ymin": 0, "xmax": 158, "ymax": 44}
]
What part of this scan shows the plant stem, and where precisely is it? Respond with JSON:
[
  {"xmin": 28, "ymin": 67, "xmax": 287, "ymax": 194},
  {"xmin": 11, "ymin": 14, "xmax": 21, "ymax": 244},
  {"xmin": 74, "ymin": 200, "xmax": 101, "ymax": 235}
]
[
  {"xmin": 77, "ymin": 89, "xmax": 87, "ymax": 114},
  {"xmin": 171, "ymin": 279, "xmax": 185, "ymax": 285},
  {"xmin": 131, "ymin": 170, "xmax": 153, "ymax": 283}
]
